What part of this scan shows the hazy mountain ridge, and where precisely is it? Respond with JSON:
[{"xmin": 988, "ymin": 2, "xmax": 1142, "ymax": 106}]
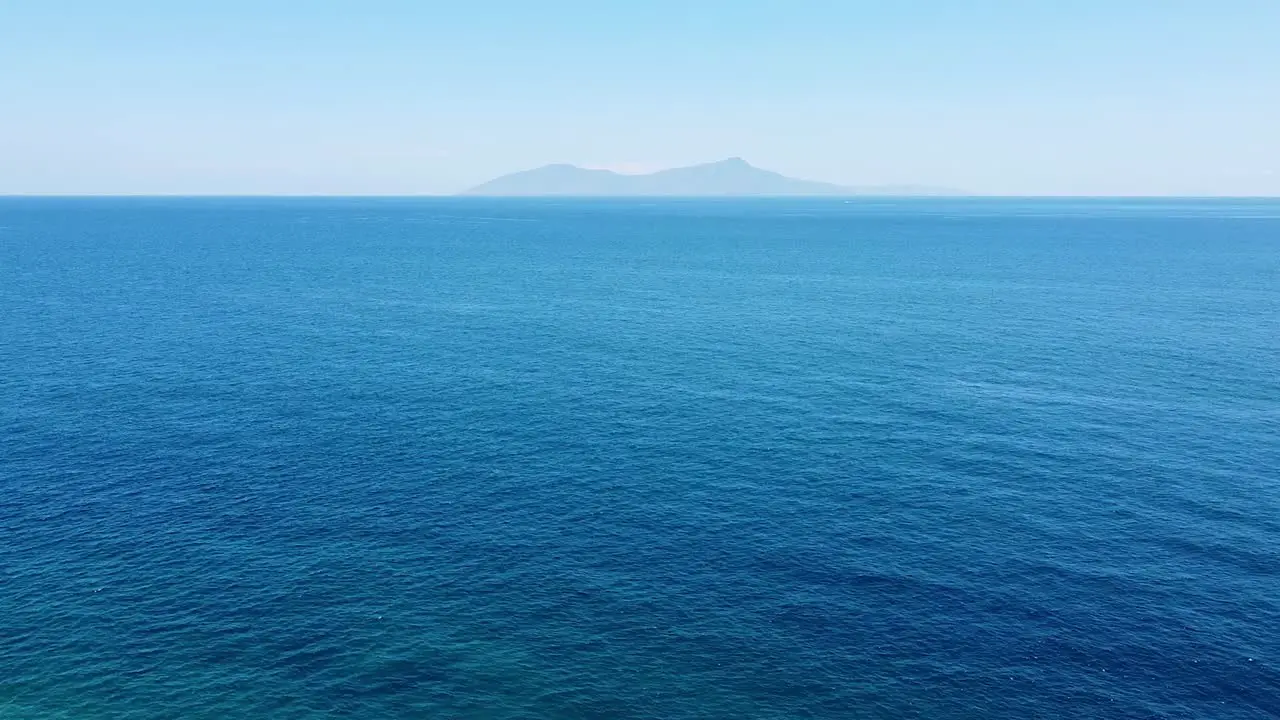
[{"xmin": 462, "ymin": 158, "xmax": 964, "ymax": 196}]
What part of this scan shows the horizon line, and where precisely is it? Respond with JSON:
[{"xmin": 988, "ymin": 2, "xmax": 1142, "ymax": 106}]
[{"xmin": 3, "ymin": 194, "xmax": 1280, "ymax": 200}]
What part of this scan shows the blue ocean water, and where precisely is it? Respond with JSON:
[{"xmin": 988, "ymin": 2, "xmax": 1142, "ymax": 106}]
[{"xmin": 1, "ymin": 197, "xmax": 1278, "ymax": 719}]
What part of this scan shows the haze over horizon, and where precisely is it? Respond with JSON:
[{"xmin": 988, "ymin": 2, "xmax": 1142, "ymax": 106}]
[{"xmin": 3, "ymin": 1, "xmax": 1278, "ymax": 196}]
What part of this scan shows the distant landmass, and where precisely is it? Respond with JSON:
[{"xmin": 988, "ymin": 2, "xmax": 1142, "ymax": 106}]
[{"xmin": 461, "ymin": 158, "xmax": 965, "ymax": 197}]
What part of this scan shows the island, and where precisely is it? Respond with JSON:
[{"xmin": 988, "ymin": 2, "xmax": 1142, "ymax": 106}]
[{"xmin": 461, "ymin": 157, "xmax": 964, "ymax": 197}]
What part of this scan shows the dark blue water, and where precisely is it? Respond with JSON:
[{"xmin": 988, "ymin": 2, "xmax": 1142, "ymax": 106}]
[{"xmin": 2, "ymin": 198, "xmax": 1278, "ymax": 719}]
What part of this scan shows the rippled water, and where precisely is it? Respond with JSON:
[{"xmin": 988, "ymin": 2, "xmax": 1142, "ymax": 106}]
[{"xmin": 2, "ymin": 198, "xmax": 1278, "ymax": 719}]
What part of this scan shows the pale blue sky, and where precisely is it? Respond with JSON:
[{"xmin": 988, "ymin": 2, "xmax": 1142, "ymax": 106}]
[{"xmin": 3, "ymin": 1, "xmax": 1278, "ymax": 195}]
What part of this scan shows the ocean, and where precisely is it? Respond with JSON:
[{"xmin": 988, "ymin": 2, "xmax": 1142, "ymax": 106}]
[{"xmin": 1, "ymin": 197, "xmax": 1277, "ymax": 719}]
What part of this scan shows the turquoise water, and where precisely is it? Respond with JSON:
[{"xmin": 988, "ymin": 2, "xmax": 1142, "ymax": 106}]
[{"xmin": 2, "ymin": 198, "xmax": 1278, "ymax": 719}]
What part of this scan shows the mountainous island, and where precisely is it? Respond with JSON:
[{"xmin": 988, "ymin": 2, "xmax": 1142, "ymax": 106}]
[{"xmin": 462, "ymin": 158, "xmax": 964, "ymax": 197}]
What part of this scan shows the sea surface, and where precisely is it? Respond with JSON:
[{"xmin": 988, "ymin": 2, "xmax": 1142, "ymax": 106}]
[{"xmin": 1, "ymin": 197, "xmax": 1278, "ymax": 719}]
